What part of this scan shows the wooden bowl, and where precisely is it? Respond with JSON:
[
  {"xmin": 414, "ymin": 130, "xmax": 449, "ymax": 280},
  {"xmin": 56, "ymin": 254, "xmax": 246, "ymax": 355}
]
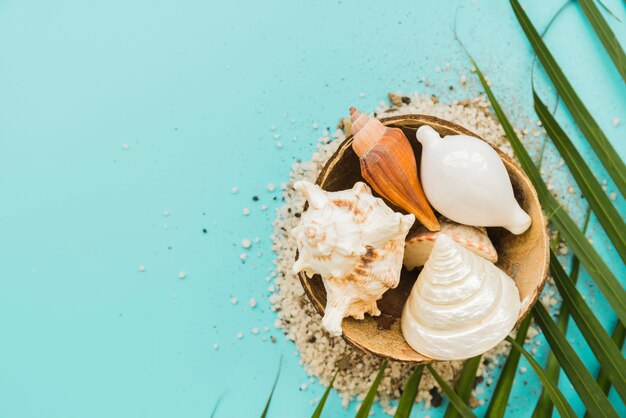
[{"xmin": 297, "ymin": 114, "xmax": 549, "ymax": 363}]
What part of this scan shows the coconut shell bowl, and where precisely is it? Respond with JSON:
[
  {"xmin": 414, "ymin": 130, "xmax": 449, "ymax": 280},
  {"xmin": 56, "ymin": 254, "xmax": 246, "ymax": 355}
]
[{"xmin": 297, "ymin": 114, "xmax": 550, "ymax": 364}]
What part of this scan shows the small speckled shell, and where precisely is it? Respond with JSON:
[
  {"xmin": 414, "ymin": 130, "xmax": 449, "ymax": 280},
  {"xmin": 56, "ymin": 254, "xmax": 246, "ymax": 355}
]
[{"xmin": 403, "ymin": 217, "xmax": 497, "ymax": 270}]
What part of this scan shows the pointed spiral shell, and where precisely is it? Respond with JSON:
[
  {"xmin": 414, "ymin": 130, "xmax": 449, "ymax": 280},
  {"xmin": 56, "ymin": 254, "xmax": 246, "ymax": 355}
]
[{"xmin": 349, "ymin": 108, "xmax": 440, "ymax": 231}]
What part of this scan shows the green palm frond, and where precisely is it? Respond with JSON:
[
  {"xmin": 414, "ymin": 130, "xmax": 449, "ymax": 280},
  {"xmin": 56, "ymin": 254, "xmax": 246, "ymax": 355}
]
[
  {"xmin": 596, "ymin": 324, "xmax": 626, "ymax": 395},
  {"xmin": 394, "ymin": 366, "xmax": 424, "ymax": 418},
  {"xmin": 533, "ymin": 303, "xmax": 619, "ymax": 417},
  {"xmin": 585, "ymin": 324, "xmax": 626, "ymax": 417},
  {"xmin": 443, "ymin": 355, "xmax": 482, "ymax": 418},
  {"xmin": 578, "ymin": 0, "xmax": 626, "ymax": 83},
  {"xmin": 534, "ymin": 93, "xmax": 626, "ymax": 263},
  {"xmin": 493, "ymin": 234, "xmax": 561, "ymax": 417},
  {"xmin": 260, "ymin": 357, "xmax": 282, "ymax": 418},
  {"xmin": 354, "ymin": 361, "xmax": 387, "ymax": 418},
  {"xmin": 597, "ymin": 0, "xmax": 621, "ymax": 22},
  {"xmin": 427, "ymin": 365, "xmax": 476, "ymax": 418},
  {"xmin": 549, "ymin": 251, "xmax": 626, "ymax": 401},
  {"xmin": 485, "ymin": 316, "xmax": 531, "ymax": 417},
  {"xmin": 510, "ymin": 0, "xmax": 626, "ymax": 196},
  {"xmin": 210, "ymin": 393, "xmax": 224, "ymax": 418},
  {"xmin": 533, "ymin": 210, "xmax": 590, "ymax": 417},
  {"xmin": 311, "ymin": 370, "xmax": 338, "ymax": 418},
  {"xmin": 505, "ymin": 336, "xmax": 576, "ymax": 417}
]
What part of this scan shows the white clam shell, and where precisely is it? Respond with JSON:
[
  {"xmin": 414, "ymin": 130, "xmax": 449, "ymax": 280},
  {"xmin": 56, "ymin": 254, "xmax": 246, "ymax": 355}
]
[
  {"xmin": 416, "ymin": 125, "xmax": 531, "ymax": 234},
  {"xmin": 401, "ymin": 234, "xmax": 521, "ymax": 360},
  {"xmin": 292, "ymin": 181, "xmax": 415, "ymax": 336}
]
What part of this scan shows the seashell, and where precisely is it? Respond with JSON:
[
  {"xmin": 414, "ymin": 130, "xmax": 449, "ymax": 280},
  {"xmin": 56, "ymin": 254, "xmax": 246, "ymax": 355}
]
[
  {"xmin": 403, "ymin": 217, "xmax": 497, "ymax": 270},
  {"xmin": 291, "ymin": 180, "xmax": 415, "ymax": 336},
  {"xmin": 350, "ymin": 108, "xmax": 440, "ymax": 231},
  {"xmin": 416, "ymin": 125, "xmax": 532, "ymax": 234},
  {"xmin": 402, "ymin": 234, "xmax": 521, "ymax": 360}
]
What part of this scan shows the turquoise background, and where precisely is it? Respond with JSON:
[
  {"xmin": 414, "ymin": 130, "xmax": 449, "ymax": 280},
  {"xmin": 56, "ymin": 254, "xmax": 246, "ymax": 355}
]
[{"xmin": 1, "ymin": 0, "xmax": 624, "ymax": 417}]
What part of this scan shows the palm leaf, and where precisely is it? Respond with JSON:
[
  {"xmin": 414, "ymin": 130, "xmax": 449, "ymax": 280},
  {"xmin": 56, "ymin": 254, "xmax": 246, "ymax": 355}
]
[
  {"xmin": 505, "ymin": 336, "xmax": 576, "ymax": 417},
  {"xmin": 260, "ymin": 357, "xmax": 282, "ymax": 418},
  {"xmin": 427, "ymin": 365, "xmax": 476, "ymax": 418},
  {"xmin": 485, "ymin": 316, "xmax": 532, "ymax": 417},
  {"xmin": 497, "ymin": 233, "xmax": 559, "ymax": 418},
  {"xmin": 597, "ymin": 0, "xmax": 621, "ymax": 22},
  {"xmin": 443, "ymin": 355, "xmax": 482, "ymax": 418},
  {"xmin": 530, "ymin": 0, "xmax": 571, "ymax": 117},
  {"xmin": 533, "ymin": 210, "xmax": 591, "ymax": 417},
  {"xmin": 584, "ymin": 323, "xmax": 626, "ymax": 417},
  {"xmin": 510, "ymin": 0, "xmax": 626, "ymax": 196},
  {"xmin": 394, "ymin": 365, "xmax": 424, "ymax": 418},
  {"xmin": 549, "ymin": 251, "xmax": 626, "ymax": 401},
  {"xmin": 533, "ymin": 303, "xmax": 619, "ymax": 417},
  {"xmin": 469, "ymin": 57, "xmax": 626, "ymax": 327},
  {"xmin": 210, "ymin": 393, "xmax": 224, "ymax": 418},
  {"xmin": 534, "ymin": 92, "xmax": 626, "ymax": 262},
  {"xmin": 579, "ymin": 0, "xmax": 626, "ymax": 83},
  {"xmin": 355, "ymin": 360, "xmax": 387, "ymax": 418},
  {"xmin": 544, "ymin": 204, "xmax": 626, "ymax": 327},
  {"xmin": 311, "ymin": 370, "xmax": 338, "ymax": 418},
  {"xmin": 596, "ymin": 323, "xmax": 626, "ymax": 395}
]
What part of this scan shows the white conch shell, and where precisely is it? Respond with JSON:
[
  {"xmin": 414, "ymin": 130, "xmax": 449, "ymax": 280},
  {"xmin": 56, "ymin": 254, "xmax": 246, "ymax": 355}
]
[
  {"xmin": 292, "ymin": 181, "xmax": 415, "ymax": 336},
  {"xmin": 416, "ymin": 125, "xmax": 532, "ymax": 235},
  {"xmin": 402, "ymin": 234, "xmax": 521, "ymax": 360},
  {"xmin": 403, "ymin": 217, "xmax": 497, "ymax": 270}
]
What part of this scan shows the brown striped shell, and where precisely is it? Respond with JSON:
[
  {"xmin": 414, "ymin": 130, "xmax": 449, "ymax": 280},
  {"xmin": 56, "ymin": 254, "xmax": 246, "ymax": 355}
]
[{"xmin": 403, "ymin": 217, "xmax": 497, "ymax": 270}]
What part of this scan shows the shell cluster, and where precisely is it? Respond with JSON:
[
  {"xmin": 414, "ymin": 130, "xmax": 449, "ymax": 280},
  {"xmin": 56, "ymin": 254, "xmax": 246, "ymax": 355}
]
[
  {"xmin": 291, "ymin": 110, "xmax": 530, "ymax": 360},
  {"xmin": 291, "ymin": 180, "xmax": 414, "ymax": 336}
]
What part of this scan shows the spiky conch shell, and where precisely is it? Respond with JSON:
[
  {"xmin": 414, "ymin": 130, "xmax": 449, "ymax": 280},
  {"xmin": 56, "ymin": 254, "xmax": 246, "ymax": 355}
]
[
  {"xmin": 291, "ymin": 181, "xmax": 415, "ymax": 336},
  {"xmin": 350, "ymin": 108, "xmax": 440, "ymax": 232},
  {"xmin": 402, "ymin": 234, "xmax": 521, "ymax": 360},
  {"xmin": 403, "ymin": 217, "xmax": 498, "ymax": 270}
]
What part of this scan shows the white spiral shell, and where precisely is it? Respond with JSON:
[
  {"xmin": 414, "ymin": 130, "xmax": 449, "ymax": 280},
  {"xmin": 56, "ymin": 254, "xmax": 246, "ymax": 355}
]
[
  {"xmin": 292, "ymin": 181, "xmax": 415, "ymax": 336},
  {"xmin": 402, "ymin": 234, "xmax": 521, "ymax": 360}
]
